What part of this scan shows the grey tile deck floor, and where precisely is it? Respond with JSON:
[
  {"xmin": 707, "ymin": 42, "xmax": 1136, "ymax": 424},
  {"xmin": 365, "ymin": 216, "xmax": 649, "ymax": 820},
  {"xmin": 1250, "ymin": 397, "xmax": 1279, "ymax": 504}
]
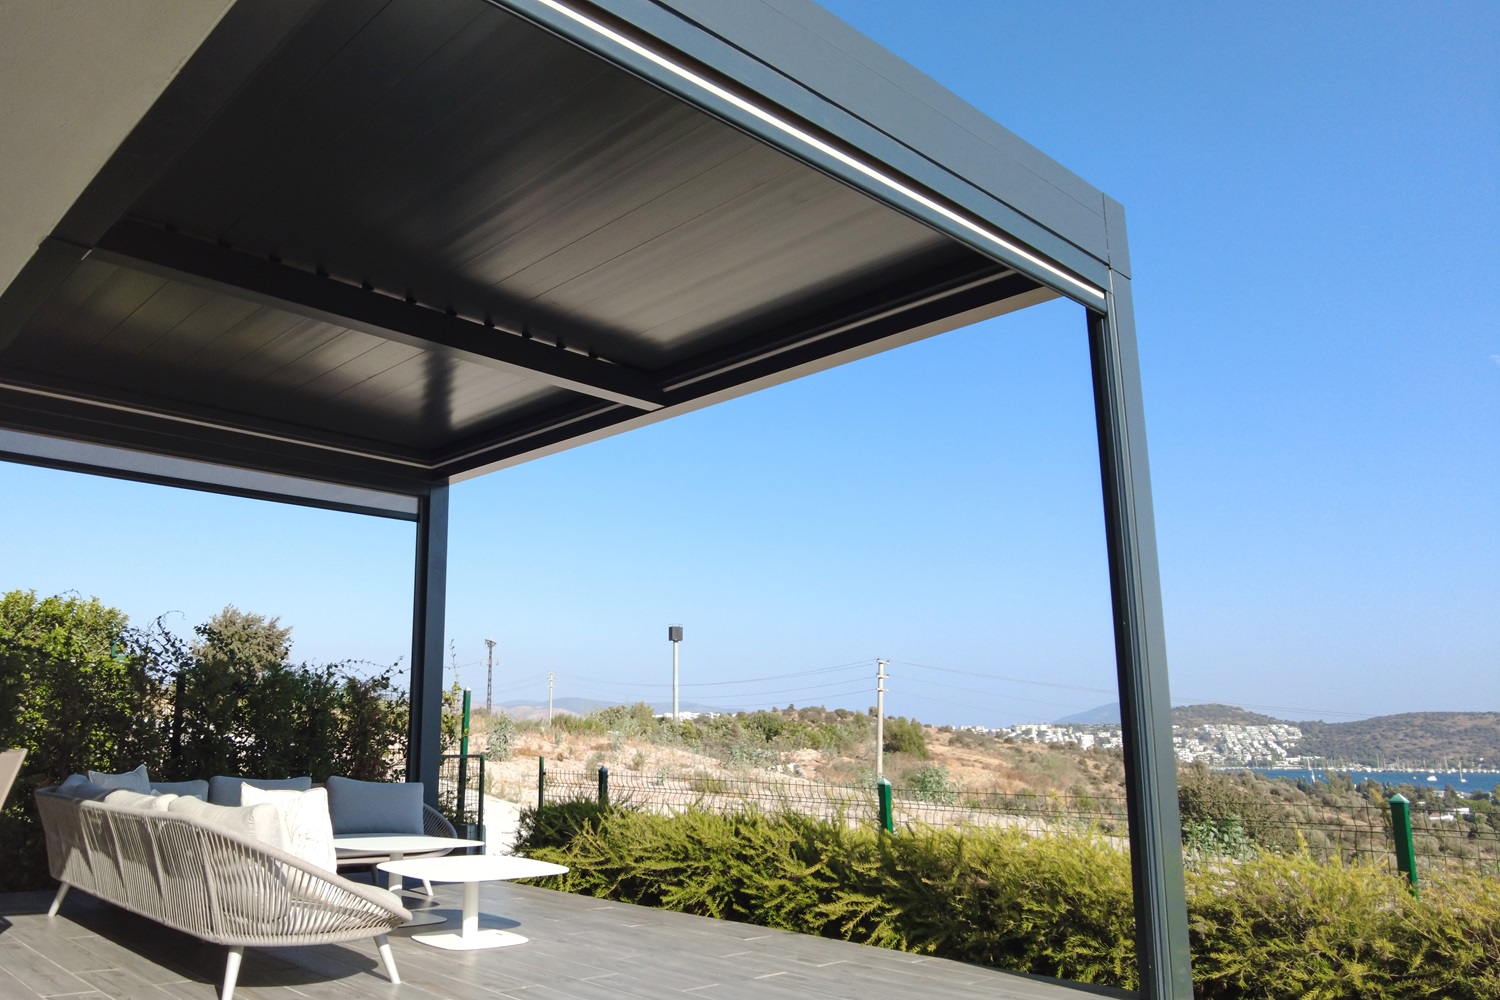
[{"xmin": 0, "ymin": 882, "xmax": 1127, "ymax": 1000}]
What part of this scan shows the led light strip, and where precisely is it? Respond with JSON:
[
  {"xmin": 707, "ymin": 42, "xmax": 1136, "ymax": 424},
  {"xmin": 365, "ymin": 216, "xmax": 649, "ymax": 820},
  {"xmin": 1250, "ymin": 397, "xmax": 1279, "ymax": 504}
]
[{"xmin": 528, "ymin": 0, "xmax": 1106, "ymax": 303}]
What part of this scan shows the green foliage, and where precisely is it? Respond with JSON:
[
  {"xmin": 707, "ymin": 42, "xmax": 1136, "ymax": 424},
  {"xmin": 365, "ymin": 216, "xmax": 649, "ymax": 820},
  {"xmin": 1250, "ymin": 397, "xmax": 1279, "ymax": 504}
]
[
  {"xmin": 0, "ymin": 591, "xmax": 409, "ymax": 890},
  {"xmin": 516, "ymin": 802, "xmax": 1134, "ymax": 984},
  {"xmin": 484, "ymin": 713, "xmax": 516, "ymax": 762},
  {"xmin": 881, "ymin": 715, "xmax": 929, "ymax": 758},
  {"xmin": 0, "ymin": 591, "xmax": 170, "ymax": 890},
  {"xmin": 518, "ymin": 801, "xmax": 1500, "ymax": 999},
  {"xmin": 1182, "ymin": 817, "xmax": 1256, "ymax": 860},
  {"xmin": 0, "ymin": 591, "xmax": 168, "ymax": 783},
  {"xmin": 1177, "ymin": 761, "xmax": 1291, "ymax": 852},
  {"xmin": 191, "ymin": 606, "xmax": 293, "ymax": 672},
  {"xmin": 1186, "ymin": 853, "xmax": 1500, "ymax": 999},
  {"xmin": 440, "ymin": 681, "xmax": 463, "ymax": 751},
  {"xmin": 903, "ymin": 763, "xmax": 957, "ymax": 804}
]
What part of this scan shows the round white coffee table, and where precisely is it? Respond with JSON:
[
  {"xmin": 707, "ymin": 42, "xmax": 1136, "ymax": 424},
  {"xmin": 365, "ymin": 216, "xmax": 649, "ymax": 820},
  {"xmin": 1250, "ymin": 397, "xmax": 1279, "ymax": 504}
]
[
  {"xmin": 335, "ymin": 834, "xmax": 482, "ymax": 925},
  {"xmin": 377, "ymin": 855, "xmax": 568, "ymax": 950}
]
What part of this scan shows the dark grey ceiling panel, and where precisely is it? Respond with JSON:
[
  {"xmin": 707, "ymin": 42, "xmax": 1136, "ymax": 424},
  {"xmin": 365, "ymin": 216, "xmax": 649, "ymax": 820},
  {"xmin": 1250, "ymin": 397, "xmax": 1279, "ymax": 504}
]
[
  {"xmin": 0, "ymin": 0, "xmax": 1072, "ymax": 491},
  {"xmin": 516, "ymin": 0, "xmax": 1113, "ymax": 289}
]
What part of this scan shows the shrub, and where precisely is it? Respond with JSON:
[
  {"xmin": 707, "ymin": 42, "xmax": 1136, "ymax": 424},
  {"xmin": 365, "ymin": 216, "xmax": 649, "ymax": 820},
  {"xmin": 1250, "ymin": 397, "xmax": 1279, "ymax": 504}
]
[
  {"xmin": 516, "ymin": 801, "xmax": 1500, "ymax": 999},
  {"xmin": 484, "ymin": 713, "xmax": 516, "ymax": 762},
  {"xmin": 903, "ymin": 763, "xmax": 957, "ymax": 804},
  {"xmin": 882, "ymin": 716, "xmax": 929, "ymax": 758}
]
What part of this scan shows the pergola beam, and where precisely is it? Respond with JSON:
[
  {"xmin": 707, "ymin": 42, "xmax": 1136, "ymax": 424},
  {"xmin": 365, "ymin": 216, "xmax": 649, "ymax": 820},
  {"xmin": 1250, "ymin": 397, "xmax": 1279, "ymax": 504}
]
[{"xmin": 84, "ymin": 221, "xmax": 667, "ymax": 412}]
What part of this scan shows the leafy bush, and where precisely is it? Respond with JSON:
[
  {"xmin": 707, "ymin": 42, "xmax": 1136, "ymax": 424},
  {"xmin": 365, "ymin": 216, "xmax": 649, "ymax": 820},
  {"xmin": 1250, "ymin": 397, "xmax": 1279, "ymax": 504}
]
[
  {"xmin": 882, "ymin": 715, "xmax": 929, "ymax": 758},
  {"xmin": 903, "ymin": 763, "xmax": 957, "ymax": 804},
  {"xmin": 484, "ymin": 713, "xmax": 516, "ymax": 762},
  {"xmin": 516, "ymin": 801, "xmax": 1500, "ymax": 999}
]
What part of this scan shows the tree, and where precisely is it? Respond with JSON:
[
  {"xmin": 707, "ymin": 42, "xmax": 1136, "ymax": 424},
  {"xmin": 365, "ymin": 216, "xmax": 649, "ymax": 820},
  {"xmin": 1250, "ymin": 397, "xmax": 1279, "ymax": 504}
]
[{"xmin": 191, "ymin": 605, "xmax": 292, "ymax": 671}]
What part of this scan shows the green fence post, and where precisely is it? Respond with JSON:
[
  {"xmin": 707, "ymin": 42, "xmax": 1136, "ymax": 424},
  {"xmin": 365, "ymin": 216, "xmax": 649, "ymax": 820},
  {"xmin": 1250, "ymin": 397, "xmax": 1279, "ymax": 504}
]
[
  {"xmin": 1389, "ymin": 793, "xmax": 1419, "ymax": 896},
  {"xmin": 877, "ymin": 778, "xmax": 893, "ymax": 833},
  {"xmin": 458, "ymin": 688, "xmax": 471, "ymax": 826},
  {"xmin": 537, "ymin": 755, "xmax": 546, "ymax": 811},
  {"xmin": 598, "ymin": 765, "xmax": 609, "ymax": 808}
]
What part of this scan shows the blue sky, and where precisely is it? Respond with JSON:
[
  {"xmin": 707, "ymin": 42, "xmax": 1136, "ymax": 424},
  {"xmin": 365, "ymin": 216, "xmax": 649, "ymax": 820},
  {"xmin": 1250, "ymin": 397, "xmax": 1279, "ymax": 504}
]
[{"xmin": 2, "ymin": 2, "xmax": 1495, "ymax": 726}]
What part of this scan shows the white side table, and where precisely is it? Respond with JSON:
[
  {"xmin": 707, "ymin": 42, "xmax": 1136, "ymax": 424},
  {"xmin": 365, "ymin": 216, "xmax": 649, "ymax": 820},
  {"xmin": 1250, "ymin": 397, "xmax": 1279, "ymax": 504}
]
[
  {"xmin": 334, "ymin": 834, "xmax": 482, "ymax": 925},
  {"xmin": 377, "ymin": 855, "xmax": 568, "ymax": 950}
]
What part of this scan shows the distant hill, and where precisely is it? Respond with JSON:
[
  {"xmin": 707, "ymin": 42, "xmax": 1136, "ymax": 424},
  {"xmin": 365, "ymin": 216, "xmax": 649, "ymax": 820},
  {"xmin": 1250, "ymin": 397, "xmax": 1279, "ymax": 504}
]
[
  {"xmin": 1055, "ymin": 703, "xmax": 1285, "ymax": 727},
  {"xmin": 1171, "ymin": 703, "xmax": 1285, "ymax": 728},
  {"xmin": 1055, "ymin": 703, "xmax": 1122, "ymax": 725},
  {"xmin": 1051, "ymin": 703, "xmax": 1500, "ymax": 768},
  {"xmin": 1297, "ymin": 713, "xmax": 1500, "ymax": 767}
]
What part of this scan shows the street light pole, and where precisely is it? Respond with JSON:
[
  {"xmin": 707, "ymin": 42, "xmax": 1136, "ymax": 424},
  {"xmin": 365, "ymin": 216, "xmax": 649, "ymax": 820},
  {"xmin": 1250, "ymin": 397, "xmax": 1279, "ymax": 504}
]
[{"xmin": 668, "ymin": 625, "xmax": 683, "ymax": 724}]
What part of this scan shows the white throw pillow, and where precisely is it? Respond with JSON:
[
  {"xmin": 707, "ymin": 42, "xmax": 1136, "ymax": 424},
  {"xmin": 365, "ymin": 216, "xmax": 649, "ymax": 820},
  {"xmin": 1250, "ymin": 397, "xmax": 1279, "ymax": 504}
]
[
  {"xmin": 240, "ymin": 785, "xmax": 337, "ymax": 873},
  {"xmin": 104, "ymin": 789, "xmax": 177, "ymax": 812},
  {"xmin": 166, "ymin": 795, "xmax": 290, "ymax": 854}
]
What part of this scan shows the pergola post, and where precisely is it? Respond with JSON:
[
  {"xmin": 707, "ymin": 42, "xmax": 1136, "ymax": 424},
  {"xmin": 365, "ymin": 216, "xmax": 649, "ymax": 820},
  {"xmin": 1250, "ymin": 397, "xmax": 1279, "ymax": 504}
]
[
  {"xmin": 408, "ymin": 483, "xmax": 449, "ymax": 807},
  {"xmin": 1087, "ymin": 263, "xmax": 1194, "ymax": 997}
]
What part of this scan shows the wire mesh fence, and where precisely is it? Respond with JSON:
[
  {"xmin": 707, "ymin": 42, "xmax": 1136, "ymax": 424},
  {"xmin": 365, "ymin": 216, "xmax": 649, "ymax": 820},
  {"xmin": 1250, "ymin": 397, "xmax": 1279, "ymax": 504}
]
[
  {"xmin": 438, "ymin": 752, "xmax": 485, "ymax": 837},
  {"xmin": 531, "ymin": 762, "xmax": 1499, "ymax": 876}
]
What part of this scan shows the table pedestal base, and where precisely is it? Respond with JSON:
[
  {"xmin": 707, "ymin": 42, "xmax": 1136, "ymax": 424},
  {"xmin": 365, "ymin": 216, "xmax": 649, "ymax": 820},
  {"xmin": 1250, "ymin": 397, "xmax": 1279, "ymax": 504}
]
[
  {"xmin": 407, "ymin": 881, "xmax": 520, "ymax": 950},
  {"xmin": 410, "ymin": 929, "xmax": 528, "ymax": 951}
]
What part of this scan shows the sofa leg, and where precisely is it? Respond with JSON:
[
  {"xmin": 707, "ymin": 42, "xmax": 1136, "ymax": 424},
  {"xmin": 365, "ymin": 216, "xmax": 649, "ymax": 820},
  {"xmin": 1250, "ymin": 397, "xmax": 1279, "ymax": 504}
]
[
  {"xmin": 375, "ymin": 934, "xmax": 400, "ymax": 984},
  {"xmin": 221, "ymin": 945, "xmax": 243, "ymax": 1000},
  {"xmin": 46, "ymin": 883, "xmax": 69, "ymax": 918}
]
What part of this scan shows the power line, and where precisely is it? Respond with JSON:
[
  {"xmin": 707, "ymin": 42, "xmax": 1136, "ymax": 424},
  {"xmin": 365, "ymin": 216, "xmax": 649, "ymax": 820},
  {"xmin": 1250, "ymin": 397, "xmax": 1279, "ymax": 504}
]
[
  {"xmin": 557, "ymin": 659, "xmax": 873, "ymax": 690},
  {"xmin": 891, "ymin": 659, "xmax": 1114, "ymax": 695}
]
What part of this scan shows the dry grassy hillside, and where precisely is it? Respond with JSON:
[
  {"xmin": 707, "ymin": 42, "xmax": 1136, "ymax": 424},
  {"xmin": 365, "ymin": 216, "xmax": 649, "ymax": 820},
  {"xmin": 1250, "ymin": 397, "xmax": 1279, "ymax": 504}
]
[{"xmin": 470, "ymin": 705, "xmax": 1128, "ymax": 802}]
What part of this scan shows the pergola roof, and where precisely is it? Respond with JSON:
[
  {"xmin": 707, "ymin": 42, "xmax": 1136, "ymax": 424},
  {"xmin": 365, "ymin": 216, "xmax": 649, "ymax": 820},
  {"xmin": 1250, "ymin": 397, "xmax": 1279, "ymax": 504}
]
[{"xmin": 0, "ymin": 0, "xmax": 1121, "ymax": 500}]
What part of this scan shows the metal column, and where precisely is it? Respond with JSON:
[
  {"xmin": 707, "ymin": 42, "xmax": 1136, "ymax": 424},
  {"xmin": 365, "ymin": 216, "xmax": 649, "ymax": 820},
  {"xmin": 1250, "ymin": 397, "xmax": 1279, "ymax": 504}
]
[
  {"xmin": 407, "ymin": 483, "xmax": 449, "ymax": 808},
  {"xmin": 1087, "ymin": 256, "xmax": 1194, "ymax": 997}
]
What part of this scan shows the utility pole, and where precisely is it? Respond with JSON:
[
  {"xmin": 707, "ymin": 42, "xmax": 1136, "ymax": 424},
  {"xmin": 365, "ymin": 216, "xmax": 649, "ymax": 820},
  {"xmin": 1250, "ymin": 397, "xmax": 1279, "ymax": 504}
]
[
  {"xmin": 668, "ymin": 625, "xmax": 684, "ymax": 724},
  {"xmin": 547, "ymin": 671, "xmax": 555, "ymax": 725},
  {"xmin": 875, "ymin": 659, "xmax": 889, "ymax": 781},
  {"xmin": 484, "ymin": 638, "xmax": 496, "ymax": 715}
]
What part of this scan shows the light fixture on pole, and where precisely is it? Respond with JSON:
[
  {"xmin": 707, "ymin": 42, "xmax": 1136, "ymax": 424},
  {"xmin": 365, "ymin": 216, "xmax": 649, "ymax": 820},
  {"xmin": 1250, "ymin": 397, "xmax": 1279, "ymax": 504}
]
[{"xmin": 668, "ymin": 625, "xmax": 683, "ymax": 724}]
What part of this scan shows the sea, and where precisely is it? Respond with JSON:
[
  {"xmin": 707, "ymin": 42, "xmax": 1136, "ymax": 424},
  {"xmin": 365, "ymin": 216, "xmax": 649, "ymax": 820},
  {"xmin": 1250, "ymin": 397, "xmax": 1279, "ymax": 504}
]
[{"xmin": 1238, "ymin": 768, "xmax": 1500, "ymax": 795}]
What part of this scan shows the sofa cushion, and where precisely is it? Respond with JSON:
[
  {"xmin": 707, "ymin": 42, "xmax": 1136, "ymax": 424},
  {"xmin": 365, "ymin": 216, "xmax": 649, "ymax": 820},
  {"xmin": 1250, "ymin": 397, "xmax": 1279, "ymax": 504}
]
[
  {"xmin": 208, "ymin": 775, "xmax": 313, "ymax": 806},
  {"xmin": 167, "ymin": 795, "xmax": 290, "ymax": 854},
  {"xmin": 325, "ymin": 776, "xmax": 423, "ymax": 835},
  {"xmin": 104, "ymin": 789, "xmax": 176, "ymax": 812},
  {"xmin": 87, "ymin": 764, "xmax": 150, "ymax": 793},
  {"xmin": 150, "ymin": 779, "xmax": 209, "ymax": 800},
  {"xmin": 241, "ymin": 785, "xmax": 336, "ymax": 873},
  {"xmin": 57, "ymin": 774, "xmax": 112, "ymax": 800}
]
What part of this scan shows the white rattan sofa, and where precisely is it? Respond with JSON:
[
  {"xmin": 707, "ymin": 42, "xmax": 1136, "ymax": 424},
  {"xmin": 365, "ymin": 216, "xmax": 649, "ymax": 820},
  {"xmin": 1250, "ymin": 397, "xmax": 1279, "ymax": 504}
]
[{"xmin": 36, "ymin": 787, "xmax": 410, "ymax": 999}]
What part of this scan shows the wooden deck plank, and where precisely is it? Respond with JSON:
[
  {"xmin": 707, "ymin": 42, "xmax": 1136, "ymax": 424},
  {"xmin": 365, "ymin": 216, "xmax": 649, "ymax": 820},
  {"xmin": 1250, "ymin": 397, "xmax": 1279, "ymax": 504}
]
[
  {"xmin": 0, "ymin": 939, "xmax": 100, "ymax": 997},
  {"xmin": 2, "ymin": 886, "xmax": 1101, "ymax": 1000}
]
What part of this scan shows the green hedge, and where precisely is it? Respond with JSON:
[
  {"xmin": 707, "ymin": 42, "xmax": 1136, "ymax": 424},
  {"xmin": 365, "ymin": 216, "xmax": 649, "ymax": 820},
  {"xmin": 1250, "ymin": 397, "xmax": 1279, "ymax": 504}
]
[{"xmin": 516, "ymin": 802, "xmax": 1500, "ymax": 999}]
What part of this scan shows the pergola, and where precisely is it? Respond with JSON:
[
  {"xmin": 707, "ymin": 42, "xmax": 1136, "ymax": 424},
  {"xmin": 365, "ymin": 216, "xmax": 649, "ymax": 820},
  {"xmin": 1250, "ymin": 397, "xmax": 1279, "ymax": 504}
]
[{"xmin": 0, "ymin": 1, "xmax": 1190, "ymax": 995}]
